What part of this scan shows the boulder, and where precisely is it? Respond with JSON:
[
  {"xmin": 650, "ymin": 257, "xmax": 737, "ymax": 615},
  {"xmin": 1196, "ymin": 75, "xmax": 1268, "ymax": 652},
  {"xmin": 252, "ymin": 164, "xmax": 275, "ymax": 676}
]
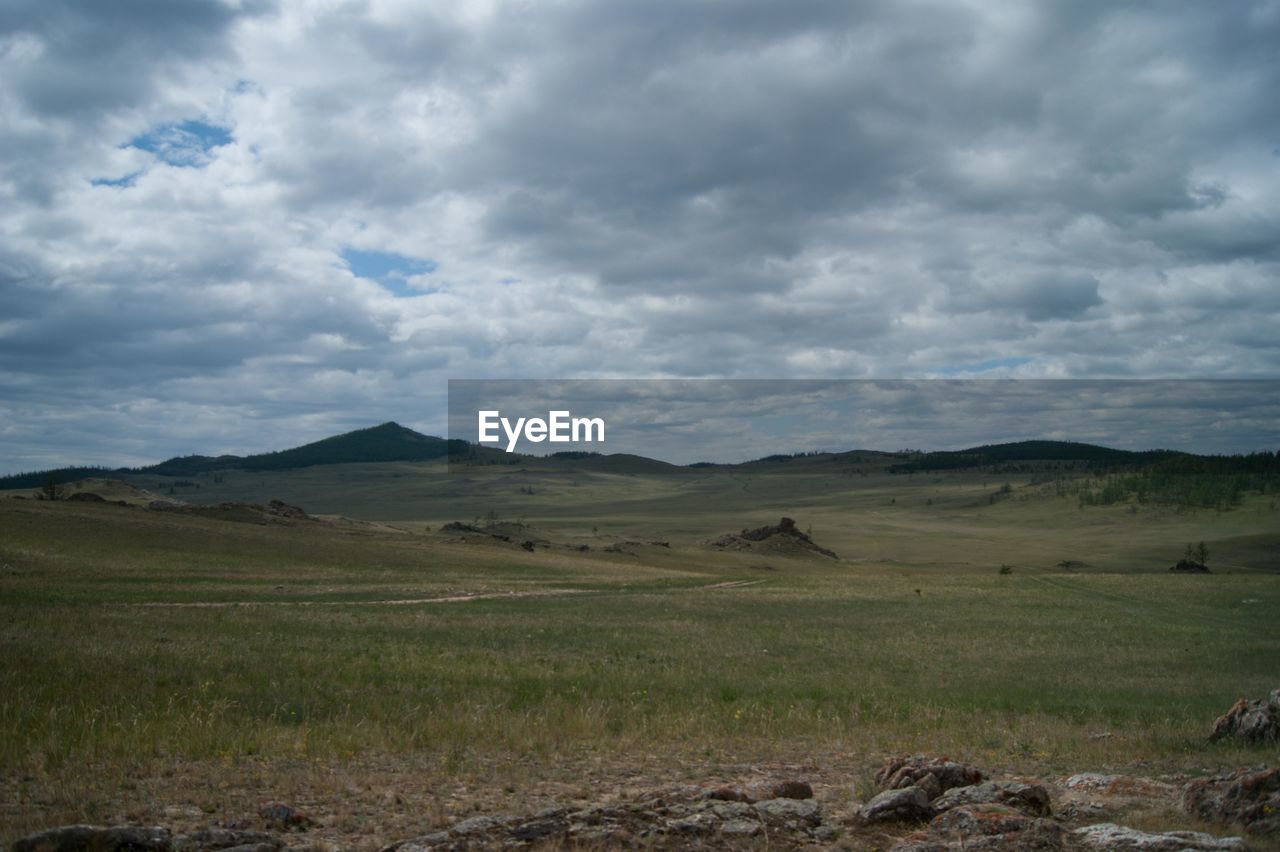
[
  {"xmin": 1184, "ymin": 766, "xmax": 1280, "ymax": 835},
  {"xmin": 1073, "ymin": 823, "xmax": 1247, "ymax": 850},
  {"xmin": 875, "ymin": 755, "xmax": 984, "ymax": 799},
  {"xmin": 892, "ymin": 804, "xmax": 1063, "ymax": 851},
  {"xmin": 932, "ymin": 780, "xmax": 1051, "ymax": 817},
  {"xmin": 859, "ymin": 786, "xmax": 933, "ymax": 824},
  {"xmin": 1209, "ymin": 690, "xmax": 1280, "ymax": 743},
  {"xmin": 12, "ymin": 826, "xmax": 171, "ymax": 852},
  {"xmin": 751, "ymin": 797, "xmax": 821, "ymax": 828}
]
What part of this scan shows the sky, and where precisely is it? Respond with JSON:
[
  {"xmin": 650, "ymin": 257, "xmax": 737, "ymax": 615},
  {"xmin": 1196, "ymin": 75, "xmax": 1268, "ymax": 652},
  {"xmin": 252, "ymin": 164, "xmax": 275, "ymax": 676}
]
[
  {"xmin": 2, "ymin": 1, "xmax": 1279, "ymax": 472},
  {"xmin": 448, "ymin": 380, "xmax": 1280, "ymax": 463}
]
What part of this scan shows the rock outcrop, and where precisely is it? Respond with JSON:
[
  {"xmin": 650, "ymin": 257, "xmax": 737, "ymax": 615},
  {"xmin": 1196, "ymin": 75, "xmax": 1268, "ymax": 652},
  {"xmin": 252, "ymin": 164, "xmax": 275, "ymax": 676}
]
[
  {"xmin": 382, "ymin": 794, "xmax": 828, "ymax": 849},
  {"xmin": 875, "ymin": 755, "xmax": 985, "ymax": 800},
  {"xmin": 1209, "ymin": 690, "xmax": 1280, "ymax": 743},
  {"xmin": 709, "ymin": 517, "xmax": 839, "ymax": 559},
  {"xmin": 1073, "ymin": 823, "xmax": 1247, "ymax": 849},
  {"xmin": 1184, "ymin": 766, "xmax": 1280, "ymax": 836}
]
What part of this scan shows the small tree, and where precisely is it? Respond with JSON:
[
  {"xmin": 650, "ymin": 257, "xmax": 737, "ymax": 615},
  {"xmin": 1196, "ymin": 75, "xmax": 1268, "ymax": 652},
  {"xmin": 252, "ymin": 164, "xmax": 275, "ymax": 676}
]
[
  {"xmin": 1184, "ymin": 541, "xmax": 1210, "ymax": 567},
  {"xmin": 40, "ymin": 473, "xmax": 63, "ymax": 501}
]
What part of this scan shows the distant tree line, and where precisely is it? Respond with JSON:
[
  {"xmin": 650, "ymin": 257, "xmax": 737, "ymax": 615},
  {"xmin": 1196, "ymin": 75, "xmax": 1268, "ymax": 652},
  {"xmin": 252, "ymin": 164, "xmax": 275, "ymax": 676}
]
[{"xmin": 1074, "ymin": 451, "xmax": 1280, "ymax": 510}]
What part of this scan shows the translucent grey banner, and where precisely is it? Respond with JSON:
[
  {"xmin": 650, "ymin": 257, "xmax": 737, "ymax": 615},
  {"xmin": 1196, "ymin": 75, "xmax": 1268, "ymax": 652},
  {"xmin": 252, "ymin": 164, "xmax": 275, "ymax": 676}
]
[{"xmin": 447, "ymin": 379, "xmax": 1279, "ymax": 467}]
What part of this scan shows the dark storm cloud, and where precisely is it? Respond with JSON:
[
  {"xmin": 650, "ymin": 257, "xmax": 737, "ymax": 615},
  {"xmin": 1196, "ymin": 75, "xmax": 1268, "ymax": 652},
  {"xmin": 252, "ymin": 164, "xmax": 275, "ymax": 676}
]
[{"xmin": 2, "ymin": 1, "xmax": 1280, "ymax": 471}]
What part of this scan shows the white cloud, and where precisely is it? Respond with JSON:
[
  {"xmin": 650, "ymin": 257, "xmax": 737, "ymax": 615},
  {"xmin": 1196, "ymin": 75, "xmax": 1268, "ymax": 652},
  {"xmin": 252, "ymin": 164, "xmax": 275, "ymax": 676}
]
[{"xmin": 2, "ymin": 1, "xmax": 1279, "ymax": 470}]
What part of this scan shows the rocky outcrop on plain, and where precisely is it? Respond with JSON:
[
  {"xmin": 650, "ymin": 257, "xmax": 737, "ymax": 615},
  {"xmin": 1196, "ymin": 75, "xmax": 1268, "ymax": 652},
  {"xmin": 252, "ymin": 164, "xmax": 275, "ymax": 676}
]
[
  {"xmin": 146, "ymin": 499, "xmax": 314, "ymax": 525},
  {"xmin": 1209, "ymin": 690, "xmax": 1280, "ymax": 744},
  {"xmin": 708, "ymin": 516, "xmax": 839, "ymax": 559}
]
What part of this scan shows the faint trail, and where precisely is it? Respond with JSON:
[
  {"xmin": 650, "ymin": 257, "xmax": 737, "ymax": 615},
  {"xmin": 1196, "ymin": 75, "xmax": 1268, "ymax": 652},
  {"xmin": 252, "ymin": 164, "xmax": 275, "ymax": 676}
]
[
  {"xmin": 119, "ymin": 579, "xmax": 767, "ymax": 608},
  {"xmin": 1027, "ymin": 573, "xmax": 1250, "ymax": 631},
  {"xmin": 123, "ymin": 589, "xmax": 593, "ymax": 608}
]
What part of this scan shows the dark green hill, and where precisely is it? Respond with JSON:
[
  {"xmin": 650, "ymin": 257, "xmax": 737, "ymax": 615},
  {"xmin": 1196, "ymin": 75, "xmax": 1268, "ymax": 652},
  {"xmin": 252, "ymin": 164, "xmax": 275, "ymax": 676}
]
[
  {"xmin": 888, "ymin": 440, "xmax": 1183, "ymax": 473},
  {"xmin": 0, "ymin": 466, "xmax": 115, "ymax": 490},
  {"xmin": 147, "ymin": 422, "xmax": 457, "ymax": 475},
  {"xmin": 0, "ymin": 423, "xmax": 461, "ymax": 487}
]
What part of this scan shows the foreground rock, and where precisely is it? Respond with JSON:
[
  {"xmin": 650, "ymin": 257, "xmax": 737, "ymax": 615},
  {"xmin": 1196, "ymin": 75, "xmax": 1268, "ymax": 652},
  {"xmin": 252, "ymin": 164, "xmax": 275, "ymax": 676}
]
[
  {"xmin": 892, "ymin": 803, "xmax": 1062, "ymax": 850},
  {"xmin": 932, "ymin": 779, "xmax": 1052, "ymax": 817},
  {"xmin": 875, "ymin": 755, "xmax": 984, "ymax": 801},
  {"xmin": 1184, "ymin": 766, "xmax": 1280, "ymax": 836},
  {"xmin": 11, "ymin": 827, "xmax": 283, "ymax": 852},
  {"xmin": 860, "ymin": 786, "xmax": 933, "ymax": 825},
  {"xmin": 383, "ymin": 795, "xmax": 828, "ymax": 850},
  {"xmin": 12, "ymin": 827, "xmax": 171, "ymax": 852},
  {"xmin": 14, "ymin": 762, "xmax": 1280, "ymax": 852},
  {"xmin": 1073, "ymin": 823, "xmax": 1247, "ymax": 849},
  {"xmin": 1209, "ymin": 690, "xmax": 1280, "ymax": 744}
]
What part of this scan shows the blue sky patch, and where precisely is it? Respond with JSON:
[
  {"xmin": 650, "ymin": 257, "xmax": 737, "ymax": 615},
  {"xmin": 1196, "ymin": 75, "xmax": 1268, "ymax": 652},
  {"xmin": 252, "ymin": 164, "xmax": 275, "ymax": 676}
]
[
  {"xmin": 90, "ymin": 172, "xmax": 143, "ymax": 188},
  {"xmin": 127, "ymin": 120, "xmax": 233, "ymax": 167},
  {"xmin": 342, "ymin": 248, "xmax": 438, "ymax": 297},
  {"xmin": 936, "ymin": 356, "xmax": 1033, "ymax": 376}
]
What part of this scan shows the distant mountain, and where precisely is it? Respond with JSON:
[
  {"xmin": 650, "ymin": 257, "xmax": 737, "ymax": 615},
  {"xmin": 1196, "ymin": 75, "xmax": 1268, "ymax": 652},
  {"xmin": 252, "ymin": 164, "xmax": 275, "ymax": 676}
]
[
  {"xmin": 3, "ymin": 430, "xmax": 1269, "ymax": 491},
  {"xmin": 146, "ymin": 422, "xmax": 458, "ymax": 476},
  {"xmin": 887, "ymin": 440, "xmax": 1184, "ymax": 473},
  {"xmin": 0, "ymin": 422, "xmax": 463, "ymax": 487}
]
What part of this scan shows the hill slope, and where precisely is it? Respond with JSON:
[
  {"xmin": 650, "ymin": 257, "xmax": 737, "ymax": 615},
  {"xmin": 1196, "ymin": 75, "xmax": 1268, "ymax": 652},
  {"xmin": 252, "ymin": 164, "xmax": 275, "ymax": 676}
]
[
  {"xmin": 147, "ymin": 422, "xmax": 456, "ymax": 476},
  {"xmin": 0, "ymin": 423, "xmax": 459, "ymax": 487}
]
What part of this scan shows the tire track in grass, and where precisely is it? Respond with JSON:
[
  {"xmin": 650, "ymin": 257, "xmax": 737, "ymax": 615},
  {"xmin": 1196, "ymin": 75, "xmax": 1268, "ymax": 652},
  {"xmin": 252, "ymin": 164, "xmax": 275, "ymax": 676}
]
[
  {"xmin": 117, "ymin": 578, "xmax": 769, "ymax": 608},
  {"xmin": 1026, "ymin": 573, "xmax": 1254, "ymax": 632}
]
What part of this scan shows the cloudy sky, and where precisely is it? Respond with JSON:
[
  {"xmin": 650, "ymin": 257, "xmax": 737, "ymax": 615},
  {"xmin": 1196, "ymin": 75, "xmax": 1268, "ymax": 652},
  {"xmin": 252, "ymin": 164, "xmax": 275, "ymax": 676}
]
[{"xmin": 2, "ymin": 1, "xmax": 1279, "ymax": 471}]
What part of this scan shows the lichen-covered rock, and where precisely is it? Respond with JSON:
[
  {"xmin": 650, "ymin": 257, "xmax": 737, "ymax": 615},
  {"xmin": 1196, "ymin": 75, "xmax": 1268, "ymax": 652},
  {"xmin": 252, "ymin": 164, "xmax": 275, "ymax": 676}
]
[
  {"xmin": 892, "ymin": 804, "xmax": 1063, "ymax": 851},
  {"xmin": 752, "ymin": 797, "xmax": 821, "ymax": 828},
  {"xmin": 859, "ymin": 786, "xmax": 933, "ymax": 824},
  {"xmin": 1184, "ymin": 766, "xmax": 1280, "ymax": 835},
  {"xmin": 875, "ymin": 755, "xmax": 984, "ymax": 799},
  {"xmin": 932, "ymin": 780, "xmax": 1052, "ymax": 817},
  {"xmin": 1073, "ymin": 823, "xmax": 1248, "ymax": 850},
  {"xmin": 382, "ymin": 794, "xmax": 828, "ymax": 849},
  {"xmin": 1209, "ymin": 690, "xmax": 1280, "ymax": 743}
]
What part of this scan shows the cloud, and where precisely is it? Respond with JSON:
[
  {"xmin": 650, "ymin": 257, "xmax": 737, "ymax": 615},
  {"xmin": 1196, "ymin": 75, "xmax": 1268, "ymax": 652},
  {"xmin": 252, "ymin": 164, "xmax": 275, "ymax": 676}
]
[{"xmin": 2, "ymin": 0, "xmax": 1279, "ymax": 470}]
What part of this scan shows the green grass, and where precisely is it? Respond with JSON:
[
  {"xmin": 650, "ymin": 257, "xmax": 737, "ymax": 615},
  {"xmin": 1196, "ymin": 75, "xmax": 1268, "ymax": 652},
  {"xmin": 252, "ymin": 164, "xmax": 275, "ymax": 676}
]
[{"xmin": 1, "ymin": 468, "xmax": 1278, "ymax": 843}]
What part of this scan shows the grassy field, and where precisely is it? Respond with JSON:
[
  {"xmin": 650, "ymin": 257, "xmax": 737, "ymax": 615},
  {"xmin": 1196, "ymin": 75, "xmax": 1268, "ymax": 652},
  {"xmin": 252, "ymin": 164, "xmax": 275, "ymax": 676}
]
[{"xmin": 1, "ymin": 462, "xmax": 1278, "ymax": 846}]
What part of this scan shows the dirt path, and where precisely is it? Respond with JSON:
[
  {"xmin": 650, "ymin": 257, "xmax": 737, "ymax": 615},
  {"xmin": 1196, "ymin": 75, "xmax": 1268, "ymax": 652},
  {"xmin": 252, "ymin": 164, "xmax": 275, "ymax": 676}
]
[
  {"xmin": 123, "ymin": 588, "xmax": 594, "ymax": 608},
  {"xmin": 120, "ymin": 579, "xmax": 768, "ymax": 608}
]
